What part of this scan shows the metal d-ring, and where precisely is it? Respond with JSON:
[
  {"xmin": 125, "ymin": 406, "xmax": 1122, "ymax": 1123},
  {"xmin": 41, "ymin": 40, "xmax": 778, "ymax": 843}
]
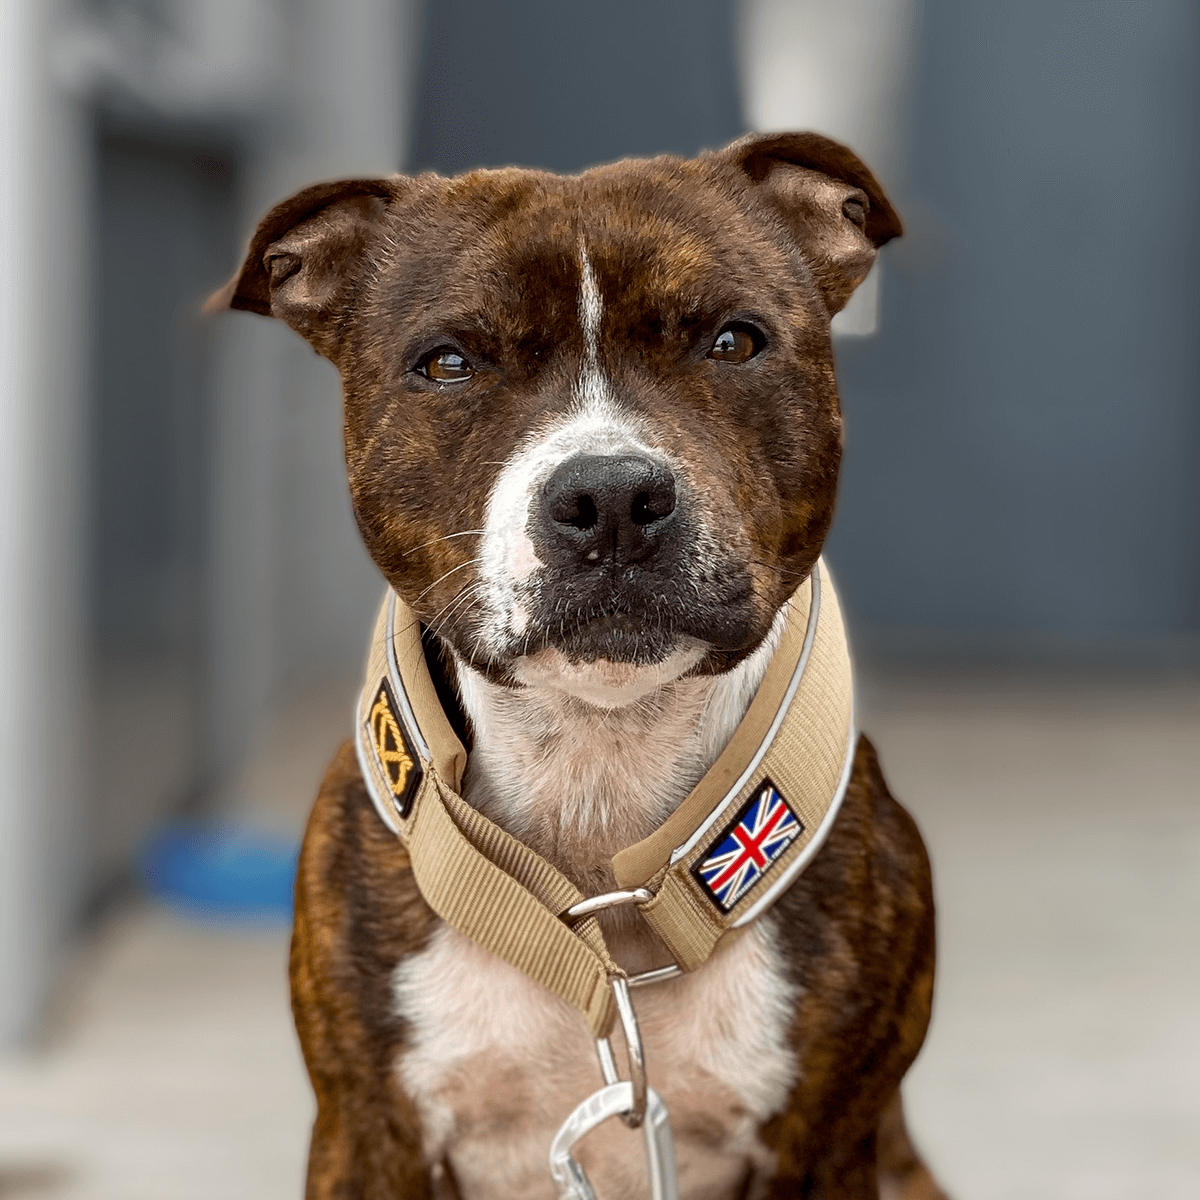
[
  {"xmin": 627, "ymin": 963, "xmax": 683, "ymax": 988},
  {"xmin": 563, "ymin": 892, "xmax": 683, "ymax": 988},
  {"xmin": 562, "ymin": 888, "xmax": 654, "ymax": 926}
]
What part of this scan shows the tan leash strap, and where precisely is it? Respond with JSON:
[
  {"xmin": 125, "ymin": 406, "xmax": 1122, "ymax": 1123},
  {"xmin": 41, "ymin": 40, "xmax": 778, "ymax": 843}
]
[{"xmin": 408, "ymin": 779, "xmax": 621, "ymax": 1036}]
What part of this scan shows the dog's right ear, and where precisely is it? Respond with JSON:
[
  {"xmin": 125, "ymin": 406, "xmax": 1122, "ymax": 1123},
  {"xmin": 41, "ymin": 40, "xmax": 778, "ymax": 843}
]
[{"xmin": 207, "ymin": 177, "xmax": 402, "ymax": 360}]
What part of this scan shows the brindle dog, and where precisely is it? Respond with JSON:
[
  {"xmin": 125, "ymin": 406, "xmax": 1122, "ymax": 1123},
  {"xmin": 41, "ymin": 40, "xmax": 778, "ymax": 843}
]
[{"xmin": 214, "ymin": 132, "xmax": 948, "ymax": 1200}]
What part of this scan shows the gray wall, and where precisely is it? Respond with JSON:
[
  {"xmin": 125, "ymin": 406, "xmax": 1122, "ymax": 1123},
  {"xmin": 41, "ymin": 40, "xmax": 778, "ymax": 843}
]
[
  {"xmin": 408, "ymin": 0, "xmax": 743, "ymax": 173},
  {"xmin": 89, "ymin": 119, "xmax": 241, "ymax": 897},
  {"xmin": 0, "ymin": 0, "xmax": 419, "ymax": 1046},
  {"xmin": 410, "ymin": 0, "xmax": 1200, "ymax": 660},
  {"xmin": 825, "ymin": 0, "xmax": 1200, "ymax": 658}
]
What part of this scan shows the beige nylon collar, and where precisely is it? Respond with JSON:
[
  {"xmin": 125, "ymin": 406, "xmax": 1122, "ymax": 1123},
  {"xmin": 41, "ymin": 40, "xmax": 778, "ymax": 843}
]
[{"xmin": 354, "ymin": 560, "xmax": 856, "ymax": 1036}]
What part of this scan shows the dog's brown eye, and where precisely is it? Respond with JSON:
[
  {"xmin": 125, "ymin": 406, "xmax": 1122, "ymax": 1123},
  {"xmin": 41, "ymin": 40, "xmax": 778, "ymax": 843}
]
[
  {"xmin": 708, "ymin": 323, "xmax": 765, "ymax": 363},
  {"xmin": 418, "ymin": 348, "xmax": 474, "ymax": 382}
]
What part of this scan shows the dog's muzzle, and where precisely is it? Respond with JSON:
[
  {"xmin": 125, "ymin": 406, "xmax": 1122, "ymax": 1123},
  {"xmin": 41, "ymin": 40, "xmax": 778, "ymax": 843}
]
[{"xmin": 522, "ymin": 452, "xmax": 704, "ymax": 662}]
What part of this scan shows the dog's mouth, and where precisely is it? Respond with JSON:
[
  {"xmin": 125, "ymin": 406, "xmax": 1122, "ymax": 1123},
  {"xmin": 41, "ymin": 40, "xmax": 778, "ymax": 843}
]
[
  {"xmin": 522, "ymin": 605, "xmax": 688, "ymax": 666},
  {"xmin": 504, "ymin": 589, "xmax": 718, "ymax": 704},
  {"xmin": 511, "ymin": 633, "xmax": 709, "ymax": 707},
  {"xmin": 505, "ymin": 575, "xmax": 761, "ymax": 669}
]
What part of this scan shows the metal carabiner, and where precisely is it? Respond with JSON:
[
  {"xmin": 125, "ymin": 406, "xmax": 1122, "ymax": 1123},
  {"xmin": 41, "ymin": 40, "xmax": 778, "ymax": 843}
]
[
  {"xmin": 563, "ymin": 891, "xmax": 654, "ymax": 1129},
  {"xmin": 595, "ymin": 975, "xmax": 647, "ymax": 1127},
  {"xmin": 548, "ymin": 1082, "xmax": 679, "ymax": 1200}
]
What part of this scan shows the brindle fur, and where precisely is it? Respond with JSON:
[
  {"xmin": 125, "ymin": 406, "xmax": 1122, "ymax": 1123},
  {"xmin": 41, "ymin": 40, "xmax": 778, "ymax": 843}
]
[
  {"xmin": 292, "ymin": 740, "xmax": 941, "ymax": 1198},
  {"xmin": 219, "ymin": 133, "xmax": 947, "ymax": 1199}
]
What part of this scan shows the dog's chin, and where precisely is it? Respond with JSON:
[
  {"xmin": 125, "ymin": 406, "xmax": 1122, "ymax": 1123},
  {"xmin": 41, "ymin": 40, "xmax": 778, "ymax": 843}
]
[{"xmin": 512, "ymin": 639, "xmax": 707, "ymax": 709}]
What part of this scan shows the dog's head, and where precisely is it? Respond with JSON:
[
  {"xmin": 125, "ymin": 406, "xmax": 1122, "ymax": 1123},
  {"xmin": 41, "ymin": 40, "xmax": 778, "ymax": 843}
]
[{"xmin": 214, "ymin": 133, "xmax": 899, "ymax": 705}]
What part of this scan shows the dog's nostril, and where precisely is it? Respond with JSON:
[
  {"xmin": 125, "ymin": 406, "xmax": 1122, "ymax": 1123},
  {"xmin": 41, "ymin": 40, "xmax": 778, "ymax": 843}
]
[
  {"xmin": 572, "ymin": 495, "xmax": 598, "ymax": 531},
  {"xmin": 631, "ymin": 485, "xmax": 675, "ymax": 527},
  {"xmin": 549, "ymin": 490, "xmax": 599, "ymax": 530}
]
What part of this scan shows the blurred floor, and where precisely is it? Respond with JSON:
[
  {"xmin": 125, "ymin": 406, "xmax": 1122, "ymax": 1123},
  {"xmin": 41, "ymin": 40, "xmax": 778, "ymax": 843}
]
[
  {"xmin": 0, "ymin": 670, "xmax": 1197, "ymax": 1200},
  {"xmin": 859, "ymin": 669, "xmax": 1200, "ymax": 1200},
  {"xmin": 0, "ymin": 909, "xmax": 310, "ymax": 1200}
]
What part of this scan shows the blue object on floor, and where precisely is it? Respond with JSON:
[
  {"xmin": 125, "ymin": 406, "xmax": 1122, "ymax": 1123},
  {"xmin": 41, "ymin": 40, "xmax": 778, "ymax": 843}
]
[{"xmin": 140, "ymin": 823, "xmax": 299, "ymax": 921}]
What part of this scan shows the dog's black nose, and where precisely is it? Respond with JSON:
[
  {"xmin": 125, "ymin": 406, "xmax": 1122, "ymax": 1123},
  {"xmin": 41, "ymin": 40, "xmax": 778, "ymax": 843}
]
[{"xmin": 541, "ymin": 454, "xmax": 678, "ymax": 566}]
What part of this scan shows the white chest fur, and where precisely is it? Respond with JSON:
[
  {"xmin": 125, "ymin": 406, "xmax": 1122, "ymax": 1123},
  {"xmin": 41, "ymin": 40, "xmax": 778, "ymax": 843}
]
[{"xmin": 394, "ymin": 919, "xmax": 797, "ymax": 1200}]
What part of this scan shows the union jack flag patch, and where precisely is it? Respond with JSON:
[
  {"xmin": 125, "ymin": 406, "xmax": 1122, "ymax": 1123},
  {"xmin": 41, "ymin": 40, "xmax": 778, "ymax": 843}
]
[{"xmin": 693, "ymin": 782, "xmax": 803, "ymax": 912}]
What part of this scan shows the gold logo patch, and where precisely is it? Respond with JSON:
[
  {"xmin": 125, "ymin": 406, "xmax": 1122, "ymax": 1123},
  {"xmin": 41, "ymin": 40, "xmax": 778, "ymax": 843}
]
[{"xmin": 367, "ymin": 679, "xmax": 422, "ymax": 817}]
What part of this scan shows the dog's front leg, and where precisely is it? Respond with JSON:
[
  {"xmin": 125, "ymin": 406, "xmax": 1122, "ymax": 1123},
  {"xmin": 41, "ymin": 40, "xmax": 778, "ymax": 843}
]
[
  {"xmin": 759, "ymin": 740, "xmax": 947, "ymax": 1200},
  {"xmin": 303, "ymin": 1090, "xmax": 434, "ymax": 1200},
  {"xmin": 763, "ymin": 1096, "xmax": 946, "ymax": 1200},
  {"xmin": 291, "ymin": 743, "xmax": 441, "ymax": 1198}
]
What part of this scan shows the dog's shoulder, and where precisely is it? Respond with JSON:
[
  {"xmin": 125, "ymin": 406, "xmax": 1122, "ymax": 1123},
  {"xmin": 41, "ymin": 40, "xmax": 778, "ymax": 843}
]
[
  {"xmin": 762, "ymin": 736, "xmax": 937, "ymax": 1188},
  {"xmin": 290, "ymin": 742, "xmax": 438, "ymax": 1195},
  {"xmin": 292, "ymin": 741, "xmax": 437, "ymax": 1035},
  {"xmin": 832, "ymin": 734, "xmax": 935, "ymax": 915},
  {"xmin": 775, "ymin": 734, "xmax": 934, "ymax": 958}
]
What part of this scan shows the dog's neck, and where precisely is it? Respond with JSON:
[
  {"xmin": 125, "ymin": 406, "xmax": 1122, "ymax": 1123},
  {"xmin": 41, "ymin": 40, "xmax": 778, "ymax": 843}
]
[{"xmin": 450, "ymin": 611, "xmax": 786, "ymax": 904}]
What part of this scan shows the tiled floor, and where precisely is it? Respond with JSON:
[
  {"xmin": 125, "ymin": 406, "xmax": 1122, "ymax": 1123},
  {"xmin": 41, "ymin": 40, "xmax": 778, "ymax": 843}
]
[{"xmin": 1, "ymin": 671, "xmax": 1197, "ymax": 1200}]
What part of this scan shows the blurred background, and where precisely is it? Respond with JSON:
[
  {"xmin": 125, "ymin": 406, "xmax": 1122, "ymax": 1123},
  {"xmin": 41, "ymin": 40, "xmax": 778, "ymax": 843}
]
[{"xmin": 1, "ymin": 1, "xmax": 1197, "ymax": 1198}]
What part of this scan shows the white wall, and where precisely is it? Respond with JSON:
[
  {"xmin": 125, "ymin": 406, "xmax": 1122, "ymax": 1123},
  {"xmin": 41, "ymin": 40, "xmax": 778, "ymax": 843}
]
[
  {"xmin": 737, "ymin": 0, "xmax": 918, "ymax": 336},
  {"xmin": 0, "ymin": 0, "xmax": 89, "ymax": 1046},
  {"xmin": 206, "ymin": 0, "xmax": 421, "ymax": 789},
  {"xmin": 0, "ymin": 0, "xmax": 421, "ymax": 1046}
]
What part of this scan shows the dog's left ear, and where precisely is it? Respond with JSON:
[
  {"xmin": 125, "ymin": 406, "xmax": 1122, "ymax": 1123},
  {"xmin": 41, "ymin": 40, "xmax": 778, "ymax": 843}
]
[
  {"xmin": 721, "ymin": 132, "xmax": 903, "ymax": 315},
  {"xmin": 206, "ymin": 176, "xmax": 403, "ymax": 361}
]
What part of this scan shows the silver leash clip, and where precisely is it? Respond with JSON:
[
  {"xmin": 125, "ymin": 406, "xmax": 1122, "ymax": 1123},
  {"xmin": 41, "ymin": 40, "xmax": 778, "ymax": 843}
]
[
  {"xmin": 595, "ymin": 975, "xmax": 647, "ymax": 1127},
  {"xmin": 553, "ymin": 890, "xmax": 684, "ymax": 1199},
  {"xmin": 548, "ymin": 1081, "xmax": 678, "ymax": 1200}
]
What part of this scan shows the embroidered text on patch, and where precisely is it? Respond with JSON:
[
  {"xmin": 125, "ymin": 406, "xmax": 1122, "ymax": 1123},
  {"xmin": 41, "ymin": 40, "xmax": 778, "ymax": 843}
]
[
  {"xmin": 367, "ymin": 679, "xmax": 422, "ymax": 818},
  {"xmin": 694, "ymin": 782, "xmax": 803, "ymax": 912}
]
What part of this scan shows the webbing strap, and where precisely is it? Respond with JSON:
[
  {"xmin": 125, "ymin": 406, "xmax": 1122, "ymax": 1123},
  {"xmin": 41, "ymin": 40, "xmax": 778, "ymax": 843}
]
[
  {"xmin": 355, "ymin": 562, "xmax": 854, "ymax": 1034},
  {"xmin": 407, "ymin": 777, "xmax": 621, "ymax": 1036},
  {"xmin": 355, "ymin": 595, "xmax": 621, "ymax": 1035}
]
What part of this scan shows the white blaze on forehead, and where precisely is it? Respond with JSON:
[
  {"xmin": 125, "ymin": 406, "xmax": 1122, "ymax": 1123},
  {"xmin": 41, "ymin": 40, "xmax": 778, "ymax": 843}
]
[
  {"xmin": 579, "ymin": 244, "xmax": 603, "ymax": 363},
  {"xmin": 577, "ymin": 246, "xmax": 608, "ymax": 411}
]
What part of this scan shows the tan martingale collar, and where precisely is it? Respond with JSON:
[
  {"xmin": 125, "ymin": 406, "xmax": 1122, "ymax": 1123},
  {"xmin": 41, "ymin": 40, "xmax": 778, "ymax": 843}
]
[{"xmin": 355, "ymin": 560, "xmax": 856, "ymax": 1039}]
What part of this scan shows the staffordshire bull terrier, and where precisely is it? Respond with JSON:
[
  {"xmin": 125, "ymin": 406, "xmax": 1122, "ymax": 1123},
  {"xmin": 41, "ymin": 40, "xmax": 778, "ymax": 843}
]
[{"xmin": 213, "ymin": 130, "xmax": 946, "ymax": 1200}]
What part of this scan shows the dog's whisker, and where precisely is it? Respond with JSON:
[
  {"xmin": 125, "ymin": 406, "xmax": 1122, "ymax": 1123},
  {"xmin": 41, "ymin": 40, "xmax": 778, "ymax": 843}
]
[
  {"xmin": 436, "ymin": 594, "xmax": 486, "ymax": 646},
  {"xmin": 407, "ymin": 529, "xmax": 486, "ymax": 554},
  {"xmin": 384, "ymin": 577, "xmax": 488, "ymax": 669},
  {"xmin": 412, "ymin": 557, "xmax": 483, "ymax": 606},
  {"xmin": 433, "ymin": 587, "xmax": 486, "ymax": 637},
  {"xmin": 427, "ymin": 581, "xmax": 488, "ymax": 641}
]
